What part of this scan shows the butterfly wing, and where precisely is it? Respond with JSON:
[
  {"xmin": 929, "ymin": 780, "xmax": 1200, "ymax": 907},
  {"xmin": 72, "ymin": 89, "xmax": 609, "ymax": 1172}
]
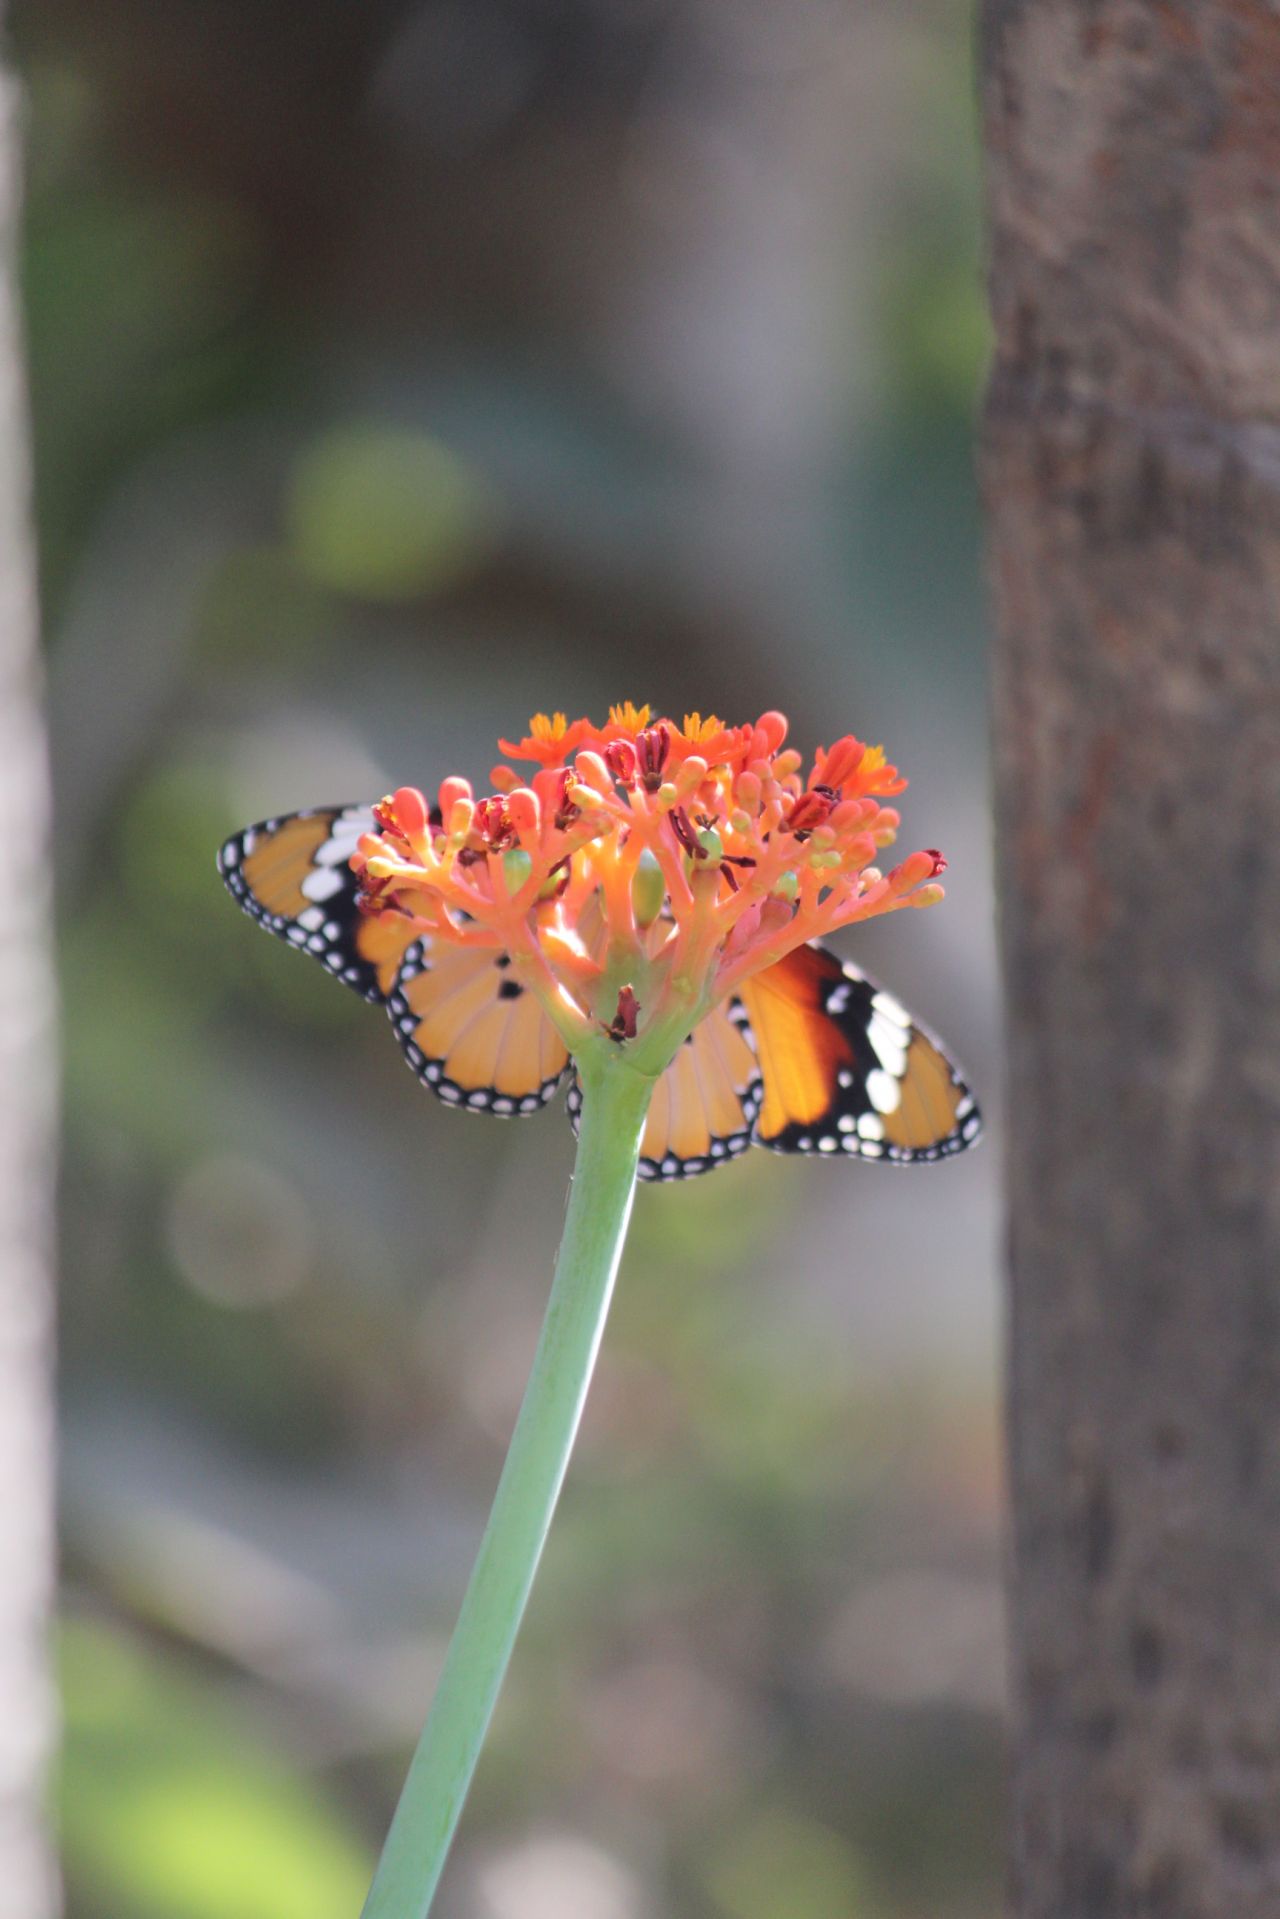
[
  {"xmin": 566, "ymin": 1000, "xmax": 762, "ymax": 1180},
  {"xmin": 740, "ymin": 941, "xmax": 981, "ymax": 1163},
  {"xmin": 388, "ymin": 940, "xmax": 569, "ymax": 1114},
  {"xmin": 218, "ymin": 805, "xmax": 419, "ymax": 1001},
  {"xmin": 220, "ymin": 820, "xmax": 980, "ymax": 1162}
]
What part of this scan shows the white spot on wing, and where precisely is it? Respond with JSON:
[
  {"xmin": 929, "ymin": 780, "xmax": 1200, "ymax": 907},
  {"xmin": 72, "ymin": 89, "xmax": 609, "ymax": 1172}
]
[
  {"xmin": 868, "ymin": 1013, "xmax": 908, "ymax": 1075},
  {"xmin": 866, "ymin": 1068, "xmax": 900, "ymax": 1114},
  {"xmin": 301, "ymin": 865, "xmax": 346, "ymax": 902},
  {"xmin": 315, "ymin": 813, "xmax": 371, "ymax": 863}
]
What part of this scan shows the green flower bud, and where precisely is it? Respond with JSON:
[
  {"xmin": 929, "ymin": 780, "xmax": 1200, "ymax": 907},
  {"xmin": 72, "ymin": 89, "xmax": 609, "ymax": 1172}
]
[
  {"xmin": 632, "ymin": 848, "xmax": 666, "ymax": 927},
  {"xmin": 503, "ymin": 848, "xmax": 533, "ymax": 893}
]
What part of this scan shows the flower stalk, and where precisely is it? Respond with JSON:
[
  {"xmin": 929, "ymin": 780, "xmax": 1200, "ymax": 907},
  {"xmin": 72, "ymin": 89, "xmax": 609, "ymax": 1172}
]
[
  {"xmin": 360, "ymin": 1044, "xmax": 655, "ymax": 1919},
  {"xmin": 217, "ymin": 703, "xmax": 978, "ymax": 1916}
]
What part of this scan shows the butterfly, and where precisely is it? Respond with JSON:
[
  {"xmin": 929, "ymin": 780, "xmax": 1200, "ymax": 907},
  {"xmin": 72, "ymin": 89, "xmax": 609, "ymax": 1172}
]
[{"xmin": 218, "ymin": 805, "xmax": 981, "ymax": 1181}]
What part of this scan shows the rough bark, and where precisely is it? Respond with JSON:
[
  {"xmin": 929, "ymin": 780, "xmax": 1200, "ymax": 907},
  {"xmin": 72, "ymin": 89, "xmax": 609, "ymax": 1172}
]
[
  {"xmin": 981, "ymin": 4, "xmax": 1280, "ymax": 1916},
  {"xmin": 0, "ymin": 31, "xmax": 59, "ymax": 1919}
]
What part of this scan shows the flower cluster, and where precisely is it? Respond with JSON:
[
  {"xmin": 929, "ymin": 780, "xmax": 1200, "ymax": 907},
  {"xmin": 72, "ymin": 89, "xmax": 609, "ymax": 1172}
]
[{"xmin": 352, "ymin": 705, "xmax": 946, "ymax": 1073}]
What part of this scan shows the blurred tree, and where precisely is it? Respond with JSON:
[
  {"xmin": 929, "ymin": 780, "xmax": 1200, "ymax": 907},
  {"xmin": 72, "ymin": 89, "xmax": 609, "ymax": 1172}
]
[
  {"xmin": 0, "ymin": 14, "xmax": 58, "ymax": 1917},
  {"xmin": 983, "ymin": 4, "xmax": 1280, "ymax": 1915}
]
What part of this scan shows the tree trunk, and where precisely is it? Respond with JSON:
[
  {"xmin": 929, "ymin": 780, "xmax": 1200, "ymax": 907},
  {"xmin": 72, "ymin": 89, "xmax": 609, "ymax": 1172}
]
[
  {"xmin": 981, "ymin": 5, "xmax": 1280, "ymax": 1916},
  {"xmin": 0, "ymin": 32, "xmax": 59, "ymax": 1919}
]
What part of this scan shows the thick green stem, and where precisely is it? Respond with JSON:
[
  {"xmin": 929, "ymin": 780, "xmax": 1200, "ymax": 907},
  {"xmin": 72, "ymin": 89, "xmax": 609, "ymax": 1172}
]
[{"xmin": 360, "ymin": 1050, "xmax": 654, "ymax": 1919}]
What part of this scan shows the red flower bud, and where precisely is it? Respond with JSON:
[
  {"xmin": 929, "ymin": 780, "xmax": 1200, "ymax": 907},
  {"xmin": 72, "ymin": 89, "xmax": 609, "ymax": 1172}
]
[
  {"xmin": 604, "ymin": 739, "xmax": 637, "ymax": 783},
  {"xmin": 756, "ymin": 711, "xmax": 788, "ymax": 754},
  {"xmin": 814, "ymin": 736, "xmax": 865, "ymax": 792},
  {"xmin": 505, "ymin": 787, "xmax": 542, "ymax": 840},
  {"xmin": 574, "ymin": 750, "xmax": 613, "ymax": 794},
  {"xmin": 636, "ymin": 725, "xmax": 671, "ymax": 792},
  {"xmin": 785, "ymin": 789, "xmax": 837, "ymax": 839},
  {"xmin": 392, "ymin": 785, "xmax": 429, "ymax": 837},
  {"xmin": 438, "ymin": 776, "xmax": 473, "ymax": 818}
]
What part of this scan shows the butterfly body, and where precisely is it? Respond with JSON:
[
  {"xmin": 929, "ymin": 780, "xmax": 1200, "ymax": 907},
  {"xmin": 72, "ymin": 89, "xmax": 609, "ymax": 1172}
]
[{"xmin": 219, "ymin": 807, "xmax": 981, "ymax": 1178}]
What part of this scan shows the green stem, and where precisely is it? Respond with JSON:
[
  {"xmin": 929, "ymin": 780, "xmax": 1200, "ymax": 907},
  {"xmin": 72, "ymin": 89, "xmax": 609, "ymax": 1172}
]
[{"xmin": 360, "ymin": 1049, "xmax": 654, "ymax": 1919}]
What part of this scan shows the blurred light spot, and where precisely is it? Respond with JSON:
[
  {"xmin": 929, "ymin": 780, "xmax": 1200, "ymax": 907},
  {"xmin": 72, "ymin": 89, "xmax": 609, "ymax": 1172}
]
[
  {"xmin": 821, "ymin": 1569, "xmax": 1006, "ymax": 1713},
  {"xmin": 472, "ymin": 1835, "xmax": 645, "ymax": 1919},
  {"xmin": 286, "ymin": 425, "xmax": 496, "ymax": 602},
  {"xmin": 706, "ymin": 1810, "xmax": 866, "ymax": 1919},
  {"xmin": 580, "ymin": 1656, "xmax": 758, "ymax": 1797},
  {"xmin": 166, "ymin": 1155, "xmax": 313, "ymax": 1308}
]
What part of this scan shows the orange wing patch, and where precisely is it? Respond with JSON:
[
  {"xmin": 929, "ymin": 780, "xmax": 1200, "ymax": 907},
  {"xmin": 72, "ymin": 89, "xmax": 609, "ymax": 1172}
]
[
  {"xmin": 218, "ymin": 804, "xmax": 420, "ymax": 1002},
  {"xmin": 741, "ymin": 941, "xmax": 980, "ymax": 1164},
  {"xmin": 740, "ymin": 942, "xmax": 848, "ymax": 1140},
  {"xmin": 236, "ymin": 813, "xmax": 333, "ymax": 919},
  {"xmin": 354, "ymin": 909, "xmax": 422, "ymax": 999},
  {"xmin": 879, "ymin": 1030, "xmax": 970, "ymax": 1154},
  {"xmin": 388, "ymin": 941, "xmax": 568, "ymax": 1113},
  {"xmin": 566, "ymin": 1001, "xmax": 761, "ymax": 1180}
]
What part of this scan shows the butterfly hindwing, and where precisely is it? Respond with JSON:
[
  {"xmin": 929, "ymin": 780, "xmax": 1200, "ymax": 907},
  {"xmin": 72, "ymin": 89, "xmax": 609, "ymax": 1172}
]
[
  {"xmin": 566, "ymin": 999, "xmax": 762, "ymax": 1180},
  {"xmin": 740, "ymin": 941, "xmax": 981, "ymax": 1163},
  {"xmin": 388, "ymin": 940, "xmax": 569, "ymax": 1114},
  {"xmin": 217, "ymin": 804, "xmax": 418, "ymax": 1002}
]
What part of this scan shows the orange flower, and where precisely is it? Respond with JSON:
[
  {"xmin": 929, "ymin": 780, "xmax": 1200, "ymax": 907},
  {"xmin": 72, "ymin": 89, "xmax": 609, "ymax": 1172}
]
[
  {"xmin": 497, "ymin": 711, "xmax": 600, "ymax": 766},
  {"xmin": 606, "ymin": 700, "xmax": 652, "ymax": 734},
  {"xmin": 353, "ymin": 706, "xmax": 945, "ymax": 1070}
]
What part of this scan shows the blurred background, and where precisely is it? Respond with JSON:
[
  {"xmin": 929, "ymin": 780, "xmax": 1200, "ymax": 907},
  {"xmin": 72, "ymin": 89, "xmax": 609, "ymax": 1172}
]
[{"xmin": 18, "ymin": 2, "xmax": 999, "ymax": 1914}]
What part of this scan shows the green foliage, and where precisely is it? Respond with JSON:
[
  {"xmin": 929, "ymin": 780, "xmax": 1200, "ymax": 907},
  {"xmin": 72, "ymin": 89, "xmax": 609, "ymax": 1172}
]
[
  {"xmin": 60, "ymin": 1618, "xmax": 372, "ymax": 1919},
  {"xmin": 23, "ymin": 178, "xmax": 264, "ymax": 598},
  {"xmin": 705, "ymin": 1810, "xmax": 871, "ymax": 1919},
  {"xmin": 286, "ymin": 425, "xmax": 496, "ymax": 602}
]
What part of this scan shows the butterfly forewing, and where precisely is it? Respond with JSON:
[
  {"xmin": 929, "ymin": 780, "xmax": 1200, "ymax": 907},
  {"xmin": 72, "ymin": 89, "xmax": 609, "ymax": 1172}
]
[
  {"xmin": 740, "ymin": 941, "xmax": 981, "ymax": 1163},
  {"xmin": 388, "ymin": 940, "xmax": 569, "ymax": 1114},
  {"xmin": 217, "ymin": 805, "xmax": 423, "ymax": 1001}
]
